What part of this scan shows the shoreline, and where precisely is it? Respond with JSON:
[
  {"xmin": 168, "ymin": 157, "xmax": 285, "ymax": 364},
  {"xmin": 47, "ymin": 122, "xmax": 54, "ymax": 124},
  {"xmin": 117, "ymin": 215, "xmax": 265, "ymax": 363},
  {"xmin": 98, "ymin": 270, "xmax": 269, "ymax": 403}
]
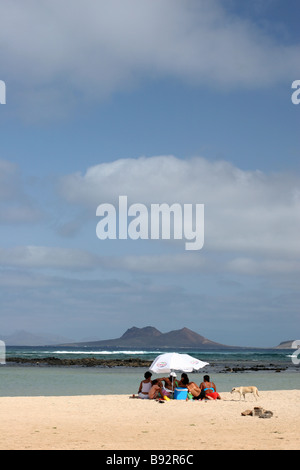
[{"xmin": 0, "ymin": 390, "xmax": 299, "ymax": 450}]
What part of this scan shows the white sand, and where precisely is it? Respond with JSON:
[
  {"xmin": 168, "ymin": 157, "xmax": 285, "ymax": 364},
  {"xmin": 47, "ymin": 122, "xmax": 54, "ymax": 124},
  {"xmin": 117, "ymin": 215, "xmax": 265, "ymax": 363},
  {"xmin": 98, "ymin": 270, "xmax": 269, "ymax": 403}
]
[{"xmin": 0, "ymin": 390, "xmax": 299, "ymax": 450}]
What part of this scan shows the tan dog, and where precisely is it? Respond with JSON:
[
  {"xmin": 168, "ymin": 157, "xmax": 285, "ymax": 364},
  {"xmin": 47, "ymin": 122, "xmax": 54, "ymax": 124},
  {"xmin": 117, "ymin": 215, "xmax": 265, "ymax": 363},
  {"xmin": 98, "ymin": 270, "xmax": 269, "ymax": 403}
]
[{"xmin": 231, "ymin": 386, "xmax": 259, "ymax": 400}]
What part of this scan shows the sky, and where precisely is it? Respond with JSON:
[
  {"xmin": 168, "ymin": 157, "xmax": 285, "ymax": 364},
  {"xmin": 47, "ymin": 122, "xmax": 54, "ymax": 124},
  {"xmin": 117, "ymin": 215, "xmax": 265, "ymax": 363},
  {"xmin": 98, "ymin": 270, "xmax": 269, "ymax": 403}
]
[{"xmin": 0, "ymin": 0, "xmax": 299, "ymax": 347}]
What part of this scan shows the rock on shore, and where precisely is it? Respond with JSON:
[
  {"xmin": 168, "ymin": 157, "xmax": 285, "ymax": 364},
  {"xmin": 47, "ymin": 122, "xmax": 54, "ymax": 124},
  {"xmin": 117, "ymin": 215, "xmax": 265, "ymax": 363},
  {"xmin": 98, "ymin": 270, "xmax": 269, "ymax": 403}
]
[{"xmin": 6, "ymin": 356, "xmax": 152, "ymax": 368}]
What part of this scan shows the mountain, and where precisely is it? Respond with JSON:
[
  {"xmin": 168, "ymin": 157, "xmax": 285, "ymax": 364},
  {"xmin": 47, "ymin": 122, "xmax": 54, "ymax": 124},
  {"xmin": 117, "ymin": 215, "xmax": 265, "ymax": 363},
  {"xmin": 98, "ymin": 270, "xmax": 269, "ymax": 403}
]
[
  {"xmin": 274, "ymin": 340, "xmax": 297, "ymax": 349},
  {"xmin": 1, "ymin": 330, "xmax": 75, "ymax": 346},
  {"xmin": 59, "ymin": 326, "xmax": 236, "ymax": 349},
  {"xmin": 121, "ymin": 326, "xmax": 162, "ymax": 342}
]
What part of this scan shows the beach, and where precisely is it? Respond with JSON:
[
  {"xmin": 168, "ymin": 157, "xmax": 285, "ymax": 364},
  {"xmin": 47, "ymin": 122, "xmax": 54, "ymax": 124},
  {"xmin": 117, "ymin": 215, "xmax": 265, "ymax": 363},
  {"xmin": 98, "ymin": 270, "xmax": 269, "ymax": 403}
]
[{"xmin": 0, "ymin": 390, "xmax": 299, "ymax": 450}]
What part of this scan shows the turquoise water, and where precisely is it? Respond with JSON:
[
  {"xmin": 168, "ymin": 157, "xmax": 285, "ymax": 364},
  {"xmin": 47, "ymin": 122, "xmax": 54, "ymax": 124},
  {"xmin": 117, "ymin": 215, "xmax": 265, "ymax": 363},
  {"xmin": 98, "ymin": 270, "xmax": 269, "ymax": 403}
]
[
  {"xmin": 0, "ymin": 365, "xmax": 299, "ymax": 397},
  {"xmin": 0, "ymin": 346, "xmax": 298, "ymax": 397}
]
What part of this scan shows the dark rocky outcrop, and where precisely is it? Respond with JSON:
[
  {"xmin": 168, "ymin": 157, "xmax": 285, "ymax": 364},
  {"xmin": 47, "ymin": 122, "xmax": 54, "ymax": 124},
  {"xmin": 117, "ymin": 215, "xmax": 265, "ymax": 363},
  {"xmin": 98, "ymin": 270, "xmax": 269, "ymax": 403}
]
[{"xmin": 6, "ymin": 356, "xmax": 152, "ymax": 368}]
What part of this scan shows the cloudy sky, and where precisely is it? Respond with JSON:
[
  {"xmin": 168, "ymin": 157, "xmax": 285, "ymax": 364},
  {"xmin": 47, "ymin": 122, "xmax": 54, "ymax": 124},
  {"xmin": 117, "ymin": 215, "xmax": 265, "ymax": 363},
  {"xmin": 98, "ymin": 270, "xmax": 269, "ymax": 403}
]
[{"xmin": 0, "ymin": 0, "xmax": 299, "ymax": 347}]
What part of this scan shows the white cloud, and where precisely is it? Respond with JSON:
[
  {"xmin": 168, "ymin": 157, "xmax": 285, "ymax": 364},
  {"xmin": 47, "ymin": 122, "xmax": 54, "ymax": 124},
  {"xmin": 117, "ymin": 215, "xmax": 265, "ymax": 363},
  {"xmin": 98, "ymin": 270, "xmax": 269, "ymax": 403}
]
[
  {"xmin": 61, "ymin": 155, "xmax": 300, "ymax": 264},
  {"xmin": 0, "ymin": 0, "xmax": 299, "ymax": 119},
  {"xmin": 1, "ymin": 153, "xmax": 300, "ymax": 277}
]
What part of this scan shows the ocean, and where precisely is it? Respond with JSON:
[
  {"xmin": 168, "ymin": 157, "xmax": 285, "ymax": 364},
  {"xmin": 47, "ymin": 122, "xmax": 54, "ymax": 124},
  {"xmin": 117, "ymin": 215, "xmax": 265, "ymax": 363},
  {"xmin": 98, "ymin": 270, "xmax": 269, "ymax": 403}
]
[{"xmin": 0, "ymin": 346, "xmax": 299, "ymax": 397}]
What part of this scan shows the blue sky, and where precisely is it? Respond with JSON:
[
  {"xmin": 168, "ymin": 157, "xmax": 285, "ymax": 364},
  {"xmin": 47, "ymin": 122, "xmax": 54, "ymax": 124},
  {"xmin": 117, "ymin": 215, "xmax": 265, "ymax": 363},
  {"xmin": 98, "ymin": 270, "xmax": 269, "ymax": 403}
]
[{"xmin": 0, "ymin": 0, "xmax": 299, "ymax": 346}]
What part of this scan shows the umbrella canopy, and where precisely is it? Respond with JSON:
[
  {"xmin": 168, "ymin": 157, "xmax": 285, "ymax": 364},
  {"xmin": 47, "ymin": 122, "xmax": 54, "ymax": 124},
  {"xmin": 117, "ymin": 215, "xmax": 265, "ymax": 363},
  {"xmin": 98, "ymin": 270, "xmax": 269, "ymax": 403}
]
[{"xmin": 149, "ymin": 352, "xmax": 209, "ymax": 374}]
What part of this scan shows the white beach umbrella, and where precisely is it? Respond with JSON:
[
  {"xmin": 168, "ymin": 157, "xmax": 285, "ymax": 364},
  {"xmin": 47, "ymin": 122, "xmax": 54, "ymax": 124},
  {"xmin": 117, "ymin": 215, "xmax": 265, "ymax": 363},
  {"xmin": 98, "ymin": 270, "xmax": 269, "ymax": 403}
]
[{"xmin": 149, "ymin": 352, "xmax": 209, "ymax": 375}]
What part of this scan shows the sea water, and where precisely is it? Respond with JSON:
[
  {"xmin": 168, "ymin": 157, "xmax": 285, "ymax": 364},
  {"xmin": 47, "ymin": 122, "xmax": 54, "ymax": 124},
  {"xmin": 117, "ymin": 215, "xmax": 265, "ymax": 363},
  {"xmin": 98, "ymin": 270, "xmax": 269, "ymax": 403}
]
[
  {"xmin": 0, "ymin": 346, "xmax": 299, "ymax": 397},
  {"xmin": 0, "ymin": 366, "xmax": 299, "ymax": 397}
]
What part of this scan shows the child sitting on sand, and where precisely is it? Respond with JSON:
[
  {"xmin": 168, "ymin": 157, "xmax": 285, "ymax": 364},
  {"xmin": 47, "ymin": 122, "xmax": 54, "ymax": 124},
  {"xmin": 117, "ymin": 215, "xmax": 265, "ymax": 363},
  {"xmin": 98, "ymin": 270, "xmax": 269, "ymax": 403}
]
[{"xmin": 148, "ymin": 380, "xmax": 164, "ymax": 400}]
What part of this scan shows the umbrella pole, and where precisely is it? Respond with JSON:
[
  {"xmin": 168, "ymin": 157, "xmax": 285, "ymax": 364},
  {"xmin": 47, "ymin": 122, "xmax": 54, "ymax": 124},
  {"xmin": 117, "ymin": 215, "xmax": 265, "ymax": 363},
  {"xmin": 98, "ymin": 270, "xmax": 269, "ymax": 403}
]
[{"xmin": 172, "ymin": 371, "xmax": 174, "ymax": 397}]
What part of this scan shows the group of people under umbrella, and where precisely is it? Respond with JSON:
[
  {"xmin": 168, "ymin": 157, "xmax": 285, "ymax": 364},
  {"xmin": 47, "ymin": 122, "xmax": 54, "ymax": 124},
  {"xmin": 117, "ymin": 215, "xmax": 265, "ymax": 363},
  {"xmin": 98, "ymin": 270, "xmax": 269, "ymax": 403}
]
[{"xmin": 130, "ymin": 352, "xmax": 221, "ymax": 401}]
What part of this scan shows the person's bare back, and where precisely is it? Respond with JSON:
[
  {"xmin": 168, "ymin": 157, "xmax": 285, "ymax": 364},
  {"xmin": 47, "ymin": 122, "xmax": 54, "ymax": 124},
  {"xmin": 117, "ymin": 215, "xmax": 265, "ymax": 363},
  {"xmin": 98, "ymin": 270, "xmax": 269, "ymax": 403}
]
[{"xmin": 148, "ymin": 380, "xmax": 163, "ymax": 399}]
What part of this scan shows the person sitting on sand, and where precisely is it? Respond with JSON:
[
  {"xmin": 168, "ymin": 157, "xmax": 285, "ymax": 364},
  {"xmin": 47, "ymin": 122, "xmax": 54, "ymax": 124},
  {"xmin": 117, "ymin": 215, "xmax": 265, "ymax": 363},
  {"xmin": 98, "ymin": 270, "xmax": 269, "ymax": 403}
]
[
  {"xmin": 177, "ymin": 373, "xmax": 190, "ymax": 388},
  {"xmin": 131, "ymin": 371, "xmax": 152, "ymax": 399},
  {"xmin": 177, "ymin": 373, "xmax": 214, "ymax": 400},
  {"xmin": 199, "ymin": 375, "xmax": 221, "ymax": 400},
  {"xmin": 178, "ymin": 373, "xmax": 203, "ymax": 399},
  {"xmin": 148, "ymin": 379, "xmax": 164, "ymax": 400},
  {"xmin": 159, "ymin": 372, "xmax": 178, "ymax": 397}
]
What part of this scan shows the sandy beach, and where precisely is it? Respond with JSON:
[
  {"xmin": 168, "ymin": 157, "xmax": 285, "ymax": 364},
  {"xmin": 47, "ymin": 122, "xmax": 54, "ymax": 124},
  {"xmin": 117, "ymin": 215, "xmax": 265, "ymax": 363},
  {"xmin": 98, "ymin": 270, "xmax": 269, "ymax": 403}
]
[{"xmin": 0, "ymin": 390, "xmax": 299, "ymax": 450}]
